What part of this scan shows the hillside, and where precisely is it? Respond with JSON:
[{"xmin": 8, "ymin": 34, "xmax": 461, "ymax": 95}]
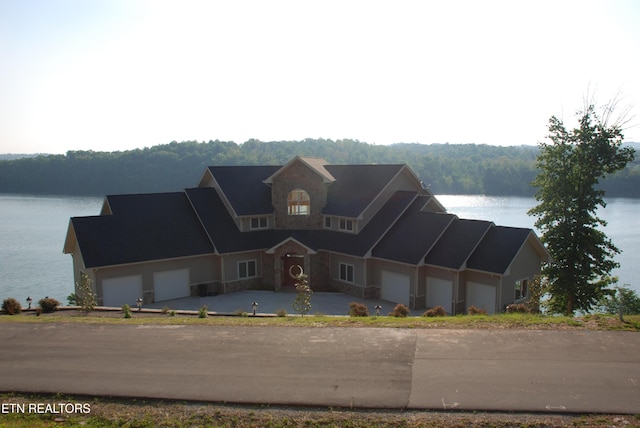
[{"xmin": 0, "ymin": 139, "xmax": 638, "ymax": 197}]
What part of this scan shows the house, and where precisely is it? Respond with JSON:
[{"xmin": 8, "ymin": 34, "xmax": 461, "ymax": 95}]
[{"xmin": 63, "ymin": 156, "xmax": 550, "ymax": 314}]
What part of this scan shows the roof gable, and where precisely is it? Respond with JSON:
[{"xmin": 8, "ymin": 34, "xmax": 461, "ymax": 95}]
[
  {"xmin": 263, "ymin": 156, "xmax": 335, "ymax": 184},
  {"xmin": 466, "ymin": 226, "xmax": 533, "ymax": 274},
  {"xmin": 424, "ymin": 218, "xmax": 493, "ymax": 270},
  {"xmin": 205, "ymin": 165, "xmax": 279, "ymax": 216},
  {"xmin": 323, "ymin": 164, "xmax": 406, "ymax": 217},
  {"xmin": 69, "ymin": 193, "xmax": 214, "ymax": 268},
  {"xmin": 372, "ymin": 196, "xmax": 456, "ymax": 264}
]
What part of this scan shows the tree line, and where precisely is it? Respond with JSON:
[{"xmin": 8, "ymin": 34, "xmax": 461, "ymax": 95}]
[{"xmin": 0, "ymin": 139, "xmax": 638, "ymax": 197}]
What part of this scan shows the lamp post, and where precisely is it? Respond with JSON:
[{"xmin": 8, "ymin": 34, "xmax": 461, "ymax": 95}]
[
  {"xmin": 251, "ymin": 301, "xmax": 258, "ymax": 316},
  {"xmin": 136, "ymin": 297, "xmax": 143, "ymax": 311},
  {"xmin": 26, "ymin": 296, "xmax": 32, "ymax": 310},
  {"xmin": 374, "ymin": 305, "xmax": 382, "ymax": 318}
]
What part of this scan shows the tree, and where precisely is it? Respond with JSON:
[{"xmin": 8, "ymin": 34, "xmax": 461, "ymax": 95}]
[
  {"xmin": 291, "ymin": 273, "xmax": 313, "ymax": 317},
  {"xmin": 596, "ymin": 286, "xmax": 640, "ymax": 315},
  {"xmin": 528, "ymin": 102, "xmax": 635, "ymax": 314}
]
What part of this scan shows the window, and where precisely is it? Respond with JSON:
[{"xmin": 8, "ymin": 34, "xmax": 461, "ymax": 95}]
[
  {"xmin": 324, "ymin": 217, "xmax": 332, "ymax": 229},
  {"xmin": 250, "ymin": 217, "xmax": 268, "ymax": 230},
  {"xmin": 515, "ymin": 279, "xmax": 528, "ymax": 300},
  {"xmin": 288, "ymin": 189, "xmax": 310, "ymax": 215},
  {"xmin": 339, "ymin": 263, "xmax": 354, "ymax": 283},
  {"xmin": 238, "ymin": 260, "xmax": 257, "ymax": 279},
  {"xmin": 339, "ymin": 218, "xmax": 353, "ymax": 231}
]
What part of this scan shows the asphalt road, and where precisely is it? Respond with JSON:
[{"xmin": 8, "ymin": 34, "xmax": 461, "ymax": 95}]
[{"xmin": 1, "ymin": 323, "xmax": 638, "ymax": 413}]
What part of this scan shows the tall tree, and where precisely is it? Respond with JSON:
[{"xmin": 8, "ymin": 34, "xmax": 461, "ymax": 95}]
[{"xmin": 528, "ymin": 103, "xmax": 635, "ymax": 314}]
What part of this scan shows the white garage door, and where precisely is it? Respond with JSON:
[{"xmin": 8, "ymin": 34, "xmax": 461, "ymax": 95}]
[
  {"xmin": 154, "ymin": 269, "xmax": 190, "ymax": 302},
  {"xmin": 381, "ymin": 271, "xmax": 410, "ymax": 306},
  {"xmin": 467, "ymin": 281, "xmax": 496, "ymax": 315},
  {"xmin": 427, "ymin": 277, "xmax": 453, "ymax": 313},
  {"xmin": 102, "ymin": 275, "xmax": 143, "ymax": 307}
]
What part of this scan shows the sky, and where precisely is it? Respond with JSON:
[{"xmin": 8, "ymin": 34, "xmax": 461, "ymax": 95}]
[{"xmin": 1, "ymin": 0, "xmax": 639, "ymax": 154}]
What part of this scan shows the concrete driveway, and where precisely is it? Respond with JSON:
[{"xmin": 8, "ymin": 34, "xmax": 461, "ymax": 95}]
[
  {"xmin": 144, "ymin": 290, "xmax": 424, "ymax": 316},
  {"xmin": 1, "ymin": 324, "xmax": 638, "ymax": 413}
]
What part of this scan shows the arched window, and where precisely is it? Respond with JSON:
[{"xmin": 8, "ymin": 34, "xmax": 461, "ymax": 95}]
[{"xmin": 288, "ymin": 189, "xmax": 310, "ymax": 215}]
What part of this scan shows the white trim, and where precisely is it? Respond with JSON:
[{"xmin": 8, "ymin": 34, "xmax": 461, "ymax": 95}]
[{"xmin": 237, "ymin": 259, "xmax": 257, "ymax": 279}]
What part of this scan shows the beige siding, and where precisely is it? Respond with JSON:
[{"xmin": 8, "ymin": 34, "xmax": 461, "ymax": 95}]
[
  {"xmin": 500, "ymin": 239, "xmax": 543, "ymax": 309},
  {"xmin": 93, "ymin": 255, "xmax": 219, "ymax": 304}
]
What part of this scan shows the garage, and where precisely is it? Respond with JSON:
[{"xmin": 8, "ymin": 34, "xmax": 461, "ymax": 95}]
[
  {"xmin": 467, "ymin": 281, "xmax": 497, "ymax": 315},
  {"xmin": 381, "ymin": 271, "xmax": 410, "ymax": 306},
  {"xmin": 102, "ymin": 275, "xmax": 143, "ymax": 307},
  {"xmin": 153, "ymin": 269, "xmax": 190, "ymax": 302},
  {"xmin": 426, "ymin": 277, "xmax": 453, "ymax": 313}
]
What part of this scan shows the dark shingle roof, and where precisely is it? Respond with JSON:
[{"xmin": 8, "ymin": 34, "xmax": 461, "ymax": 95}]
[
  {"xmin": 206, "ymin": 165, "xmax": 279, "ymax": 216},
  {"xmin": 425, "ymin": 218, "xmax": 493, "ymax": 270},
  {"xmin": 72, "ymin": 193, "xmax": 214, "ymax": 268},
  {"xmin": 466, "ymin": 226, "xmax": 533, "ymax": 274},
  {"xmin": 372, "ymin": 196, "xmax": 456, "ymax": 264},
  {"xmin": 323, "ymin": 164, "xmax": 406, "ymax": 217}
]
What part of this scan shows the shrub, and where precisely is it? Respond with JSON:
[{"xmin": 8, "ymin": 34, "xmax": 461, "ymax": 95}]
[
  {"xmin": 169, "ymin": 310, "xmax": 176, "ymax": 317},
  {"xmin": 276, "ymin": 309, "xmax": 287, "ymax": 317},
  {"xmin": 390, "ymin": 303, "xmax": 409, "ymax": 317},
  {"xmin": 76, "ymin": 272, "xmax": 97, "ymax": 313},
  {"xmin": 67, "ymin": 292, "xmax": 78, "ymax": 306},
  {"xmin": 2, "ymin": 298, "xmax": 21, "ymax": 315},
  {"xmin": 506, "ymin": 303, "xmax": 531, "ymax": 314},
  {"xmin": 468, "ymin": 305, "xmax": 487, "ymax": 315},
  {"xmin": 38, "ymin": 297, "xmax": 60, "ymax": 313},
  {"xmin": 161, "ymin": 306, "xmax": 170, "ymax": 314},
  {"xmin": 199, "ymin": 305, "xmax": 208, "ymax": 318},
  {"xmin": 349, "ymin": 302, "xmax": 369, "ymax": 317},
  {"xmin": 423, "ymin": 306, "xmax": 446, "ymax": 317},
  {"xmin": 122, "ymin": 304, "xmax": 132, "ymax": 318}
]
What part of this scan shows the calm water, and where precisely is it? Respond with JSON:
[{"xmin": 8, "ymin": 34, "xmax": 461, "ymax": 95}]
[{"xmin": 0, "ymin": 194, "xmax": 638, "ymax": 305}]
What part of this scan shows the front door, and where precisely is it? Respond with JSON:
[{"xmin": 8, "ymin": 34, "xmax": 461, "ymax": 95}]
[{"xmin": 282, "ymin": 254, "xmax": 304, "ymax": 289}]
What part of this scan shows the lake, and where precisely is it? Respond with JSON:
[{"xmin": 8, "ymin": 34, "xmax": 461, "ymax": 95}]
[{"xmin": 0, "ymin": 194, "xmax": 638, "ymax": 306}]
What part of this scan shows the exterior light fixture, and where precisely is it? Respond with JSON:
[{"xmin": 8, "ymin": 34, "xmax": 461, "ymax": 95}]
[
  {"xmin": 26, "ymin": 296, "xmax": 32, "ymax": 309},
  {"xmin": 251, "ymin": 301, "xmax": 258, "ymax": 316},
  {"xmin": 136, "ymin": 297, "xmax": 143, "ymax": 311}
]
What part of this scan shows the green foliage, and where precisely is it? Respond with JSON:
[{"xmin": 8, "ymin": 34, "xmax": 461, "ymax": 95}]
[
  {"xmin": 67, "ymin": 292, "xmax": 77, "ymax": 305},
  {"xmin": 122, "ymin": 304, "xmax": 132, "ymax": 318},
  {"xmin": 2, "ymin": 297, "xmax": 21, "ymax": 315},
  {"xmin": 38, "ymin": 297, "xmax": 60, "ymax": 313},
  {"xmin": 199, "ymin": 305, "xmax": 208, "ymax": 318},
  {"xmin": 76, "ymin": 273, "xmax": 97, "ymax": 313},
  {"xmin": 291, "ymin": 274, "xmax": 312, "ymax": 317},
  {"xmin": 423, "ymin": 306, "xmax": 447, "ymax": 317},
  {"xmin": 2, "ymin": 139, "xmax": 637, "ymax": 197},
  {"xmin": 276, "ymin": 309, "xmax": 287, "ymax": 317},
  {"xmin": 529, "ymin": 104, "xmax": 635, "ymax": 315},
  {"xmin": 526, "ymin": 275, "xmax": 548, "ymax": 314},
  {"xmin": 597, "ymin": 286, "xmax": 640, "ymax": 315},
  {"xmin": 349, "ymin": 302, "xmax": 369, "ymax": 317},
  {"xmin": 390, "ymin": 304, "xmax": 409, "ymax": 317}
]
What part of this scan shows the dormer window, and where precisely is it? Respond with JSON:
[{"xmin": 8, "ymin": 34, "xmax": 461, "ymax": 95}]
[
  {"xmin": 250, "ymin": 217, "xmax": 268, "ymax": 230},
  {"xmin": 339, "ymin": 218, "xmax": 354, "ymax": 231},
  {"xmin": 288, "ymin": 189, "xmax": 310, "ymax": 215}
]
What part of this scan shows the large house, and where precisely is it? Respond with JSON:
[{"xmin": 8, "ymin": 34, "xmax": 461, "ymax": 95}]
[{"xmin": 63, "ymin": 156, "xmax": 550, "ymax": 314}]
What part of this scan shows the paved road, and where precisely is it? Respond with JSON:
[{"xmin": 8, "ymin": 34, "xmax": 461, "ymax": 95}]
[{"xmin": 1, "ymin": 323, "xmax": 638, "ymax": 413}]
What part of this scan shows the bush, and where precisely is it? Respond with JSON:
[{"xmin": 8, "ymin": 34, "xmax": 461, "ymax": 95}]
[
  {"xmin": 390, "ymin": 303, "xmax": 409, "ymax": 317},
  {"xmin": 506, "ymin": 303, "xmax": 531, "ymax": 314},
  {"xmin": 67, "ymin": 292, "xmax": 78, "ymax": 305},
  {"xmin": 2, "ymin": 298, "xmax": 21, "ymax": 315},
  {"xmin": 122, "ymin": 304, "xmax": 132, "ymax": 318},
  {"xmin": 38, "ymin": 297, "xmax": 60, "ymax": 313},
  {"xmin": 276, "ymin": 309, "xmax": 287, "ymax": 317},
  {"xmin": 423, "ymin": 306, "xmax": 446, "ymax": 317},
  {"xmin": 468, "ymin": 305, "xmax": 487, "ymax": 315},
  {"xmin": 349, "ymin": 302, "xmax": 369, "ymax": 317},
  {"xmin": 199, "ymin": 305, "xmax": 208, "ymax": 318},
  {"xmin": 161, "ymin": 306, "xmax": 170, "ymax": 314}
]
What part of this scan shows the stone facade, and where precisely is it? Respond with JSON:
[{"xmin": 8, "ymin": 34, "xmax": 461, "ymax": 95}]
[{"xmin": 271, "ymin": 160, "xmax": 328, "ymax": 230}]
